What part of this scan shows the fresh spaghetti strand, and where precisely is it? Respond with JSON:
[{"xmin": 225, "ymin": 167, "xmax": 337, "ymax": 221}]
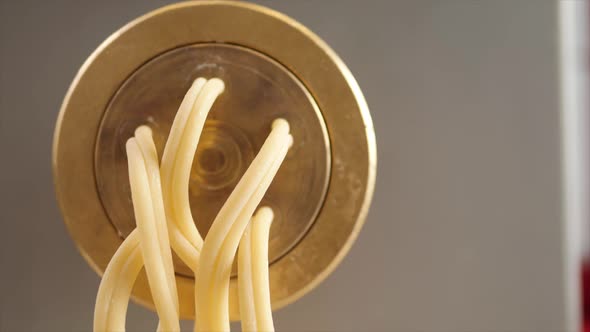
[
  {"xmin": 106, "ymin": 246, "xmax": 143, "ymax": 331},
  {"xmin": 100, "ymin": 123, "xmax": 194, "ymax": 332},
  {"xmin": 195, "ymin": 120, "xmax": 289, "ymax": 331},
  {"xmin": 195, "ymin": 119, "xmax": 292, "ymax": 332},
  {"xmin": 99, "ymin": 80, "xmax": 226, "ymax": 332},
  {"xmin": 171, "ymin": 78, "xmax": 225, "ymax": 250},
  {"xmin": 127, "ymin": 138, "xmax": 180, "ymax": 332},
  {"xmin": 238, "ymin": 208, "xmax": 275, "ymax": 332},
  {"xmin": 160, "ymin": 78, "xmax": 207, "ymax": 251},
  {"xmin": 95, "ymin": 78, "xmax": 218, "ymax": 332},
  {"xmin": 210, "ymin": 133, "xmax": 291, "ymax": 332},
  {"xmin": 250, "ymin": 208, "xmax": 275, "ymax": 332},
  {"xmin": 135, "ymin": 126, "xmax": 178, "ymax": 312},
  {"xmin": 238, "ymin": 223, "xmax": 257, "ymax": 332},
  {"xmin": 160, "ymin": 77, "xmax": 206, "ymax": 204},
  {"xmin": 93, "ymin": 231, "xmax": 140, "ymax": 332}
]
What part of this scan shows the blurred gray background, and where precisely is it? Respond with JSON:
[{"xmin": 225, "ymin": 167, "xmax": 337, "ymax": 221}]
[{"xmin": 0, "ymin": 1, "xmax": 572, "ymax": 331}]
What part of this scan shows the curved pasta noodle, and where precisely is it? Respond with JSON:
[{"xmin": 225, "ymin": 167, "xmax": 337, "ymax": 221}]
[
  {"xmin": 171, "ymin": 79, "xmax": 225, "ymax": 251},
  {"xmin": 213, "ymin": 126, "xmax": 290, "ymax": 332},
  {"xmin": 249, "ymin": 208, "xmax": 275, "ymax": 332},
  {"xmin": 107, "ymin": 246, "xmax": 143, "ymax": 331},
  {"xmin": 94, "ymin": 231, "xmax": 140, "ymax": 332},
  {"xmin": 127, "ymin": 138, "xmax": 179, "ymax": 331},
  {"xmin": 238, "ymin": 223, "xmax": 257, "ymax": 332},
  {"xmin": 238, "ymin": 208, "xmax": 275, "ymax": 332},
  {"xmin": 135, "ymin": 127, "xmax": 178, "ymax": 313},
  {"xmin": 195, "ymin": 120, "xmax": 291, "ymax": 332}
]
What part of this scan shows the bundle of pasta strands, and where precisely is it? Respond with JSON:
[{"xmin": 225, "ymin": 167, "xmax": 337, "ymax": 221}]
[
  {"xmin": 195, "ymin": 119, "xmax": 292, "ymax": 332},
  {"xmin": 93, "ymin": 77, "xmax": 291, "ymax": 332},
  {"xmin": 94, "ymin": 78, "xmax": 223, "ymax": 332}
]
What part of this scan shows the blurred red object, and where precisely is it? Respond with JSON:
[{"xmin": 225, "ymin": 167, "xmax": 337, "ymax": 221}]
[{"xmin": 583, "ymin": 259, "xmax": 590, "ymax": 332}]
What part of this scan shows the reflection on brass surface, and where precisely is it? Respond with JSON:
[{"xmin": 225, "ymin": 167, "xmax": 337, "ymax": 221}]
[
  {"xmin": 53, "ymin": 0, "xmax": 376, "ymax": 320},
  {"xmin": 95, "ymin": 44, "xmax": 331, "ymax": 278}
]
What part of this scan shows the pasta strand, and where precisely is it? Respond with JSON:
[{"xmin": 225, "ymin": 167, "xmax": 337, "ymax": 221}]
[
  {"xmin": 127, "ymin": 138, "xmax": 179, "ymax": 332},
  {"xmin": 196, "ymin": 120, "xmax": 291, "ymax": 332},
  {"xmin": 135, "ymin": 127, "xmax": 179, "ymax": 312},
  {"xmin": 211, "ymin": 139, "xmax": 290, "ymax": 332},
  {"xmin": 250, "ymin": 208, "xmax": 275, "ymax": 332},
  {"xmin": 171, "ymin": 78, "xmax": 225, "ymax": 251},
  {"xmin": 94, "ymin": 231, "xmax": 140, "ymax": 332},
  {"xmin": 238, "ymin": 222, "xmax": 257, "ymax": 332}
]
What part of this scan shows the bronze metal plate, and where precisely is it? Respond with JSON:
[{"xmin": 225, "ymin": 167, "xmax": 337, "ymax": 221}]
[
  {"xmin": 94, "ymin": 43, "xmax": 331, "ymax": 278},
  {"xmin": 53, "ymin": 0, "xmax": 376, "ymax": 320}
]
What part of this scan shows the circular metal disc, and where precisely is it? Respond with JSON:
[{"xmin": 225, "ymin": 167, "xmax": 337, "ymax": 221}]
[{"xmin": 53, "ymin": 0, "xmax": 376, "ymax": 320}]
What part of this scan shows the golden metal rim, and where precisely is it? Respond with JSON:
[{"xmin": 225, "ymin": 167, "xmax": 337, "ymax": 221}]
[{"xmin": 52, "ymin": 0, "xmax": 377, "ymax": 320}]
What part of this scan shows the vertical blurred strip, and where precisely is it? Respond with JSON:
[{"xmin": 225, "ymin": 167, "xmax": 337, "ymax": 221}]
[{"xmin": 559, "ymin": 1, "xmax": 589, "ymax": 331}]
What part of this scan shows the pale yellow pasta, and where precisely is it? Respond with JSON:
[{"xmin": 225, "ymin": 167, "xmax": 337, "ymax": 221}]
[
  {"xmin": 93, "ymin": 231, "xmax": 140, "ymax": 332},
  {"xmin": 94, "ymin": 77, "xmax": 287, "ymax": 332},
  {"xmin": 160, "ymin": 77, "xmax": 207, "ymax": 212},
  {"xmin": 171, "ymin": 78, "xmax": 225, "ymax": 251},
  {"xmin": 250, "ymin": 207, "xmax": 275, "ymax": 332},
  {"xmin": 101, "ymin": 121, "xmax": 201, "ymax": 332},
  {"xmin": 135, "ymin": 127, "xmax": 178, "ymax": 311},
  {"xmin": 127, "ymin": 138, "xmax": 179, "ymax": 332},
  {"xmin": 210, "ymin": 139, "xmax": 290, "ymax": 332},
  {"xmin": 238, "ymin": 208, "xmax": 275, "ymax": 332},
  {"xmin": 107, "ymin": 246, "xmax": 143, "ymax": 331},
  {"xmin": 195, "ymin": 124, "xmax": 288, "ymax": 331},
  {"xmin": 195, "ymin": 119, "xmax": 291, "ymax": 332},
  {"xmin": 95, "ymin": 79, "xmax": 224, "ymax": 332},
  {"xmin": 238, "ymin": 223, "xmax": 257, "ymax": 332},
  {"xmin": 160, "ymin": 77, "xmax": 208, "ymax": 263}
]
